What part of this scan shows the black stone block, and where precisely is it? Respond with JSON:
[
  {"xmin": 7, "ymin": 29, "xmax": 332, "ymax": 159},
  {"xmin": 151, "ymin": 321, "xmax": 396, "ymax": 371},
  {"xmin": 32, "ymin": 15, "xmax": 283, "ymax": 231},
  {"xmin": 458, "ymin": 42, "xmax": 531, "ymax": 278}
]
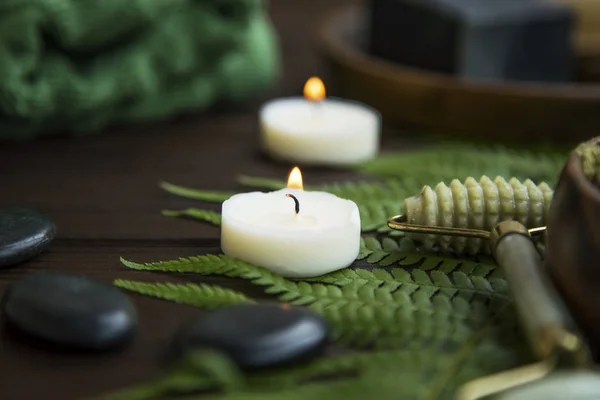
[{"xmin": 368, "ymin": 0, "xmax": 575, "ymax": 82}]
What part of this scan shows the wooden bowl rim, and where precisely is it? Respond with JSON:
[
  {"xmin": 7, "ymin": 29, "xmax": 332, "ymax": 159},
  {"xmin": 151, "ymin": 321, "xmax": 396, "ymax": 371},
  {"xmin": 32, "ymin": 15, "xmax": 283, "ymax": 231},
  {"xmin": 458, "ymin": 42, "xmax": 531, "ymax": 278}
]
[{"xmin": 314, "ymin": 5, "xmax": 600, "ymax": 100}]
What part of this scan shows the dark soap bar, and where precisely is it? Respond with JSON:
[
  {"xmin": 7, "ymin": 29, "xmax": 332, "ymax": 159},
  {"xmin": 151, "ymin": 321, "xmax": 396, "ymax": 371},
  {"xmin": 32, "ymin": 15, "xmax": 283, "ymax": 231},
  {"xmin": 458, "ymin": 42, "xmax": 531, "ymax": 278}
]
[{"xmin": 368, "ymin": 0, "xmax": 574, "ymax": 82}]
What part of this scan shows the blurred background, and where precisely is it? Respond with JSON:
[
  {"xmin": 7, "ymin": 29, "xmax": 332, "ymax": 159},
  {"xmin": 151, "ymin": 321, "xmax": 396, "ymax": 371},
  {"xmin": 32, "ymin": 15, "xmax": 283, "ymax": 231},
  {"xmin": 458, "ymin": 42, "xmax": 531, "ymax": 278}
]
[{"xmin": 1, "ymin": 0, "xmax": 598, "ymax": 144}]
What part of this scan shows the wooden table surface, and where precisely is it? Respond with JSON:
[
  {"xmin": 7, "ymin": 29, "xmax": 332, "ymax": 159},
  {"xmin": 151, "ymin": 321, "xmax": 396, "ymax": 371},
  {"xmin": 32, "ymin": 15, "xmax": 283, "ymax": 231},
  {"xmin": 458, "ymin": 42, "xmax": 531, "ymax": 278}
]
[{"xmin": 0, "ymin": 1, "xmax": 414, "ymax": 399}]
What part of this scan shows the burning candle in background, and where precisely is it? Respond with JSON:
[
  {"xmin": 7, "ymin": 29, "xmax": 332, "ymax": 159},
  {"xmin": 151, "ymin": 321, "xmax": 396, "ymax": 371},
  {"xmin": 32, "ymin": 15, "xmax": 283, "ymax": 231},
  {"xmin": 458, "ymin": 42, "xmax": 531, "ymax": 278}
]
[
  {"xmin": 220, "ymin": 166, "xmax": 361, "ymax": 278},
  {"xmin": 259, "ymin": 77, "xmax": 381, "ymax": 166}
]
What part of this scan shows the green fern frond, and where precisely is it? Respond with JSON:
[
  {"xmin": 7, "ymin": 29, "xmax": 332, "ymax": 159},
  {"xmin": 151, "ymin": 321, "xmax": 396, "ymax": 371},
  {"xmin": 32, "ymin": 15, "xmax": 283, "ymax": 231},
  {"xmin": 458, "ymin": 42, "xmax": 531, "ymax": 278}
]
[
  {"xmin": 359, "ymin": 235, "xmax": 502, "ymax": 275},
  {"xmin": 114, "ymin": 280, "xmax": 252, "ymax": 309},
  {"xmin": 358, "ymin": 144, "xmax": 565, "ymax": 183},
  {"xmin": 120, "ymin": 254, "xmax": 287, "ymax": 284},
  {"xmin": 309, "ymin": 265, "xmax": 507, "ymax": 301},
  {"xmin": 120, "ymin": 255, "xmax": 507, "ymax": 346},
  {"xmin": 160, "ymin": 181, "xmax": 233, "ymax": 203},
  {"xmin": 119, "ymin": 254, "xmax": 504, "ymax": 304},
  {"xmin": 162, "ymin": 208, "xmax": 222, "ymax": 226}
]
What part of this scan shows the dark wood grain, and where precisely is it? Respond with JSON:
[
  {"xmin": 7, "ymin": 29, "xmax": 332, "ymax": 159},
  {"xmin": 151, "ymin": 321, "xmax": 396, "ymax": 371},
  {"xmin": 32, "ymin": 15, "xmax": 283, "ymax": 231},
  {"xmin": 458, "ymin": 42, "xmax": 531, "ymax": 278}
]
[{"xmin": 0, "ymin": 1, "xmax": 392, "ymax": 399}]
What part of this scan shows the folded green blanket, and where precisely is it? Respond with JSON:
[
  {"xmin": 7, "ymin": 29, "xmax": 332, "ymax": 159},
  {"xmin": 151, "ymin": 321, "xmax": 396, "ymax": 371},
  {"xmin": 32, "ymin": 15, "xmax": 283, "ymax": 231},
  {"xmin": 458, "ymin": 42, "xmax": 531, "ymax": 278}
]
[{"xmin": 0, "ymin": 0, "xmax": 280, "ymax": 140}]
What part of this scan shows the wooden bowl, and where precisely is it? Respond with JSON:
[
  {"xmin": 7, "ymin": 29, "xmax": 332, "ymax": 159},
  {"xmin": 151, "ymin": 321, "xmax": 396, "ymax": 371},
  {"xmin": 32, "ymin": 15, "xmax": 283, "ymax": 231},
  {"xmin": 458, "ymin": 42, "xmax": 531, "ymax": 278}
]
[
  {"xmin": 314, "ymin": 6, "xmax": 600, "ymax": 144},
  {"xmin": 545, "ymin": 137, "xmax": 600, "ymax": 356}
]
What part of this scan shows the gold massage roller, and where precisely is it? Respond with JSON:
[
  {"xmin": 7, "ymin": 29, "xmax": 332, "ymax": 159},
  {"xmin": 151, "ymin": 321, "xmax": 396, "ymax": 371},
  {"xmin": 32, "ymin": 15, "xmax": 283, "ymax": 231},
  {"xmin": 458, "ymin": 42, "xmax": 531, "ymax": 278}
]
[{"xmin": 402, "ymin": 176, "xmax": 554, "ymax": 255}]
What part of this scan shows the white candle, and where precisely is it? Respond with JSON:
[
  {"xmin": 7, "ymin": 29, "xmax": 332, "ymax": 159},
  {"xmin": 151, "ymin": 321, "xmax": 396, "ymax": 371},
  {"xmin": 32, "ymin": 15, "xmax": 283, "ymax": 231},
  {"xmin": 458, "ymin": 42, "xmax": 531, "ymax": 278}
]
[
  {"xmin": 221, "ymin": 167, "xmax": 361, "ymax": 278},
  {"xmin": 259, "ymin": 77, "xmax": 381, "ymax": 166}
]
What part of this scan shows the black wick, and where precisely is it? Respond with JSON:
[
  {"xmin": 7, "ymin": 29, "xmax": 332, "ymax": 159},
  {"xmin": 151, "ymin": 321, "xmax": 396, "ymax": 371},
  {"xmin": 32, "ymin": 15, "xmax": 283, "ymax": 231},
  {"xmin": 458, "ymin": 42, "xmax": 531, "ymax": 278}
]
[{"xmin": 285, "ymin": 194, "xmax": 300, "ymax": 214}]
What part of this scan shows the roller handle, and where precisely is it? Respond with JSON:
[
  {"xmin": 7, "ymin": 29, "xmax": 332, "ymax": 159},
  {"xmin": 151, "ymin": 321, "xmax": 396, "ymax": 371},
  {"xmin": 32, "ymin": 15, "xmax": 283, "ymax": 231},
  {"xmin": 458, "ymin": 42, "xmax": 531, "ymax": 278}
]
[{"xmin": 490, "ymin": 221, "xmax": 591, "ymax": 368}]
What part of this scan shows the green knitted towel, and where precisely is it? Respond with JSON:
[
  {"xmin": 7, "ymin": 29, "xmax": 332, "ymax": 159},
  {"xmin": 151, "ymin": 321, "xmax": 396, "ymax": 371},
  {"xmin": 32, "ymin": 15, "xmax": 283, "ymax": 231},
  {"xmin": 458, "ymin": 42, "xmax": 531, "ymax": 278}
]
[{"xmin": 0, "ymin": 0, "xmax": 280, "ymax": 140}]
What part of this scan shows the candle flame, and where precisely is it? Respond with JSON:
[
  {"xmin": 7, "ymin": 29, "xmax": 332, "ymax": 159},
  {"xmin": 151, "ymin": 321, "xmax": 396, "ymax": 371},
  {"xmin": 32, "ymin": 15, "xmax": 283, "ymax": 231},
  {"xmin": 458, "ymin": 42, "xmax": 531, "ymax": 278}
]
[
  {"xmin": 287, "ymin": 166, "xmax": 303, "ymax": 190},
  {"xmin": 303, "ymin": 77, "xmax": 326, "ymax": 102}
]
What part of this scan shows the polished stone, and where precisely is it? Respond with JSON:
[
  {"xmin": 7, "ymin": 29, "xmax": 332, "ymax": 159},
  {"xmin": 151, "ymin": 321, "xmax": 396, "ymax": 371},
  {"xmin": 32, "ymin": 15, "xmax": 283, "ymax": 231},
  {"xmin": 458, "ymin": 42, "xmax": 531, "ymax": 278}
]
[
  {"xmin": 171, "ymin": 303, "xmax": 330, "ymax": 369},
  {"xmin": 1, "ymin": 273, "xmax": 138, "ymax": 349},
  {"xmin": 0, "ymin": 207, "xmax": 55, "ymax": 268}
]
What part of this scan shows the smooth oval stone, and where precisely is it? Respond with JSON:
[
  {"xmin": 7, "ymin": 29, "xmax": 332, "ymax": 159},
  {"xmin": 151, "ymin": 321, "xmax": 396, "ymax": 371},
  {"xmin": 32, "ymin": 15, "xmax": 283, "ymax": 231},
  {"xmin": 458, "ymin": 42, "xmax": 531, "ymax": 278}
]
[
  {"xmin": 497, "ymin": 371, "xmax": 600, "ymax": 400},
  {"xmin": 171, "ymin": 303, "xmax": 330, "ymax": 369},
  {"xmin": 1, "ymin": 273, "xmax": 138, "ymax": 349},
  {"xmin": 0, "ymin": 207, "xmax": 55, "ymax": 268}
]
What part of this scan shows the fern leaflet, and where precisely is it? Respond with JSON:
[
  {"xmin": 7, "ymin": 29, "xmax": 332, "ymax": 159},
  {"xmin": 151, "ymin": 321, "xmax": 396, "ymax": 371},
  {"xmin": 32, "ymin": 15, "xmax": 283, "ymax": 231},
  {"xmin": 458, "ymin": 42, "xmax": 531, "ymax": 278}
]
[
  {"xmin": 120, "ymin": 254, "xmax": 507, "ymax": 346},
  {"xmin": 114, "ymin": 280, "xmax": 251, "ymax": 309},
  {"xmin": 358, "ymin": 236, "xmax": 503, "ymax": 278}
]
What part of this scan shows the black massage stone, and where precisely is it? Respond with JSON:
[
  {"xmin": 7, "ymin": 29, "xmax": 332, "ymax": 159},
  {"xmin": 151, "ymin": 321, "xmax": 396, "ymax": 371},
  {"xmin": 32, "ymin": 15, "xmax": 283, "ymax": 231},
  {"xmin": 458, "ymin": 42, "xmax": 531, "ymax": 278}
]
[{"xmin": 170, "ymin": 303, "xmax": 330, "ymax": 369}]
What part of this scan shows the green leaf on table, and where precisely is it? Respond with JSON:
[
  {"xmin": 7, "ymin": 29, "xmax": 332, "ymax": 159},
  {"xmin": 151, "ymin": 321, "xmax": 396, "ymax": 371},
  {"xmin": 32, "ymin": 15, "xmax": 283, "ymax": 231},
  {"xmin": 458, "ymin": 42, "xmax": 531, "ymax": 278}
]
[
  {"xmin": 112, "ymin": 243, "xmax": 526, "ymax": 399},
  {"xmin": 119, "ymin": 251, "xmax": 508, "ymax": 347},
  {"xmin": 109, "ymin": 247, "xmax": 527, "ymax": 399},
  {"xmin": 358, "ymin": 235, "xmax": 502, "ymax": 278},
  {"xmin": 114, "ymin": 279, "xmax": 251, "ymax": 309}
]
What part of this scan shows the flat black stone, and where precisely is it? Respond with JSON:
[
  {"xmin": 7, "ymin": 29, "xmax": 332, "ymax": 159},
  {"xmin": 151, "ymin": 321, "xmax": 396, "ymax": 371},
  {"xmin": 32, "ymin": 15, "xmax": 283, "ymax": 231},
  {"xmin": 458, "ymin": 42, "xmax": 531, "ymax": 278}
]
[
  {"xmin": 0, "ymin": 207, "xmax": 56, "ymax": 268},
  {"xmin": 1, "ymin": 273, "xmax": 138, "ymax": 350},
  {"xmin": 368, "ymin": 0, "xmax": 574, "ymax": 82},
  {"xmin": 171, "ymin": 303, "xmax": 330, "ymax": 369}
]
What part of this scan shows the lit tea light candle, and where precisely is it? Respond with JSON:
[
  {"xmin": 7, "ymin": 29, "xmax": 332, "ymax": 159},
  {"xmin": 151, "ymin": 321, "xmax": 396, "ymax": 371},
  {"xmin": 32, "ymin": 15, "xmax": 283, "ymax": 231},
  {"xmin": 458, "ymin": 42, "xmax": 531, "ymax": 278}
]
[
  {"xmin": 221, "ymin": 167, "xmax": 361, "ymax": 278},
  {"xmin": 259, "ymin": 77, "xmax": 381, "ymax": 166}
]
